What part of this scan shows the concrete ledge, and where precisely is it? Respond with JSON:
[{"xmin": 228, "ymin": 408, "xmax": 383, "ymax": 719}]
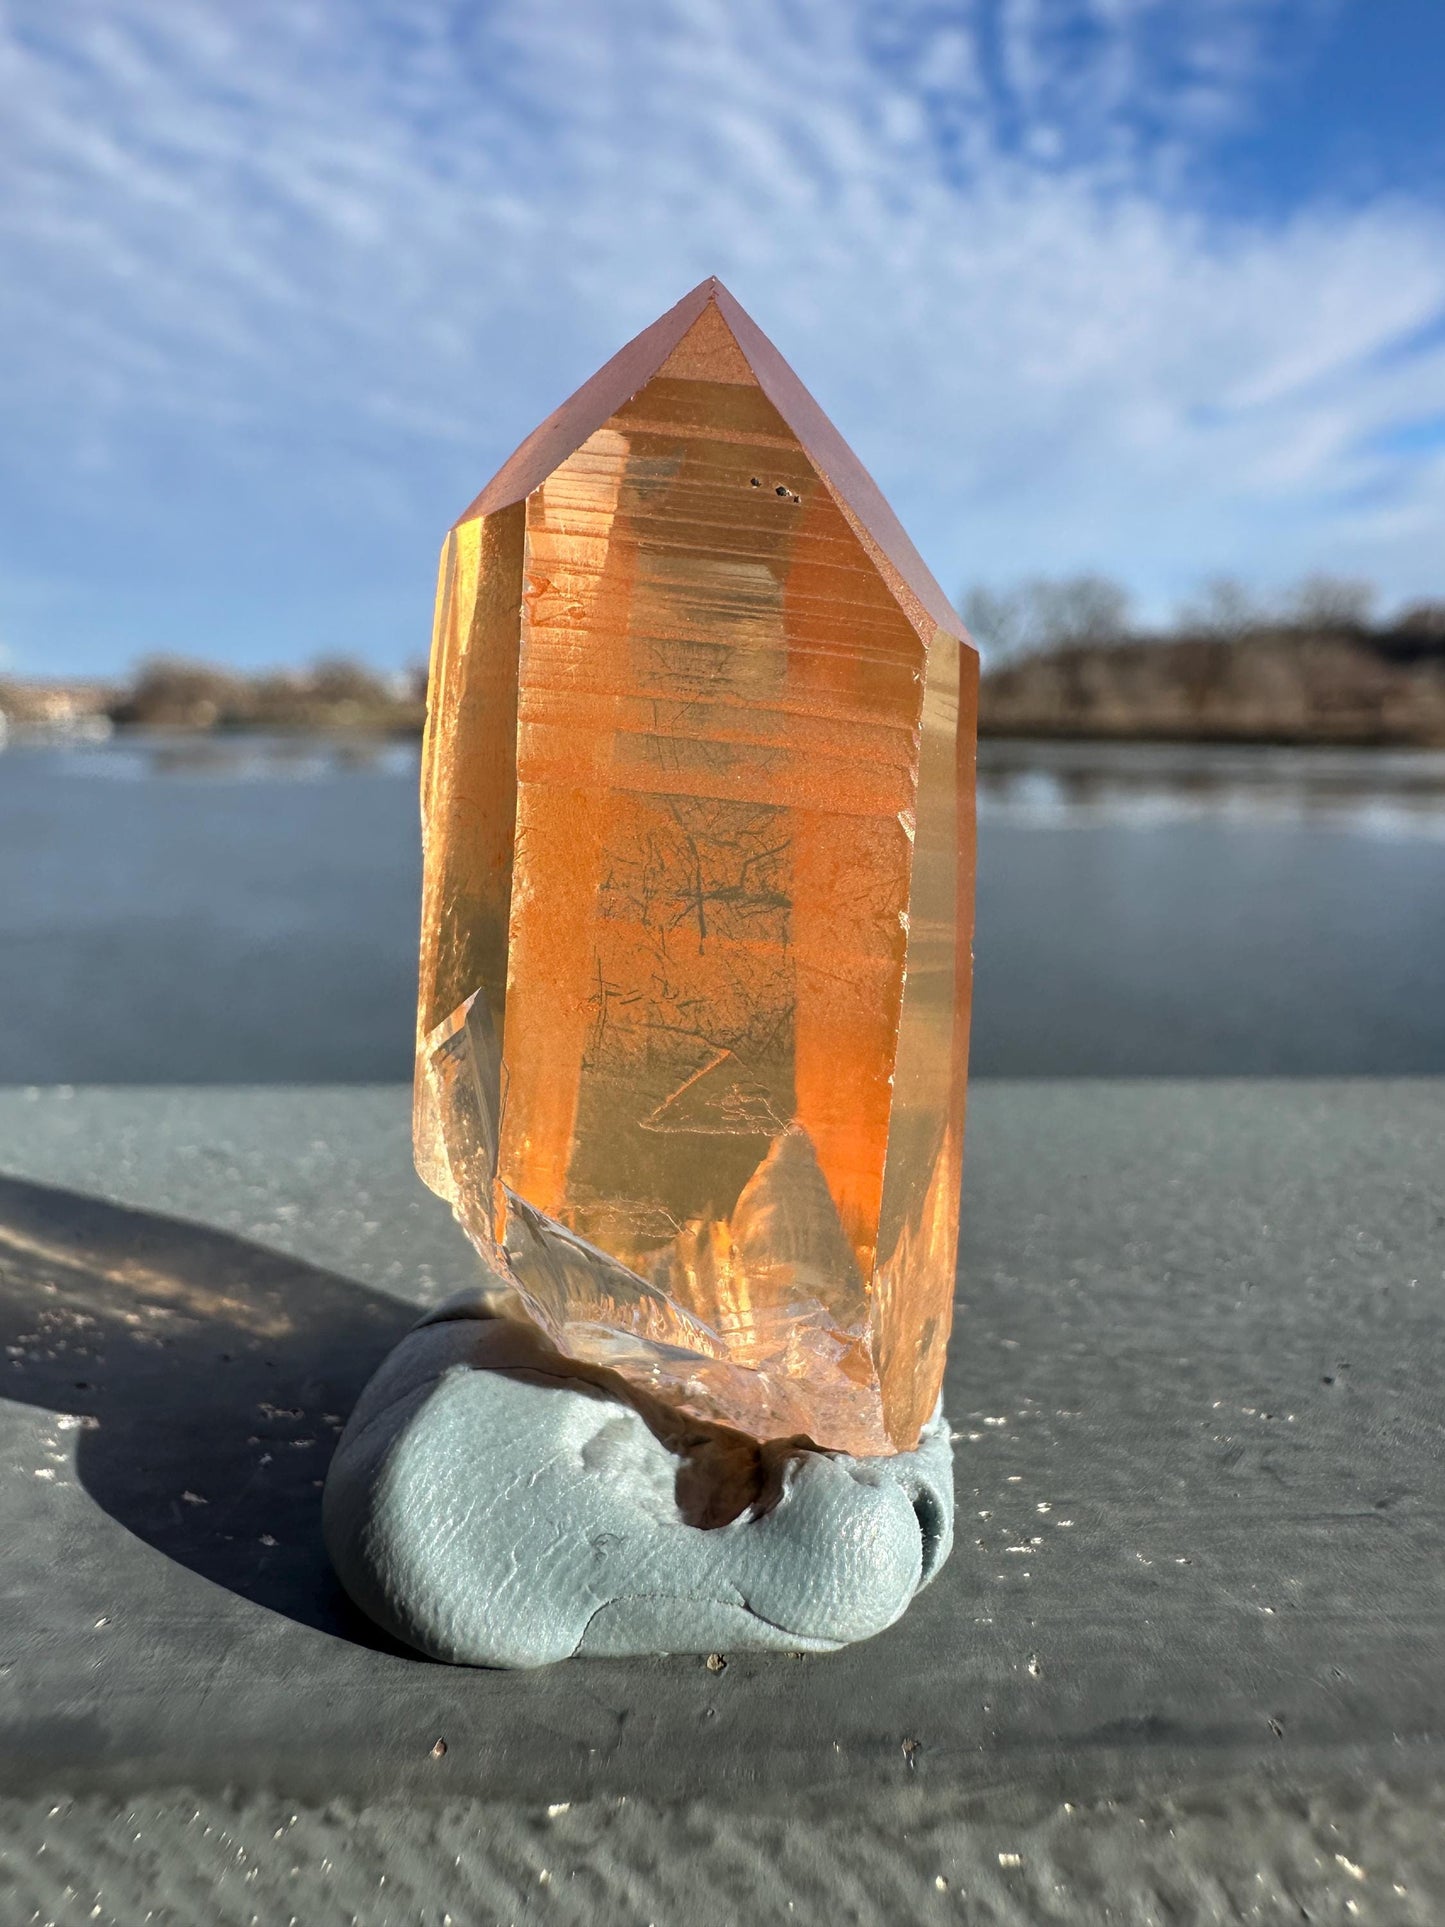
[{"xmin": 0, "ymin": 1081, "xmax": 1441, "ymax": 1812}]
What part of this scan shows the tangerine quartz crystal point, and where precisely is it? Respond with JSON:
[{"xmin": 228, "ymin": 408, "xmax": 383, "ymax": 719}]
[{"xmin": 415, "ymin": 279, "xmax": 978, "ymax": 1456}]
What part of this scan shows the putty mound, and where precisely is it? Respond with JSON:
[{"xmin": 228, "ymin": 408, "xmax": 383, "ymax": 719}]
[{"xmin": 323, "ymin": 1289, "xmax": 954, "ymax": 1667}]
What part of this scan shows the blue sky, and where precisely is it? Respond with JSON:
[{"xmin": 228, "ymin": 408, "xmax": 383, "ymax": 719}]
[{"xmin": 2, "ymin": 0, "xmax": 1444, "ymax": 676}]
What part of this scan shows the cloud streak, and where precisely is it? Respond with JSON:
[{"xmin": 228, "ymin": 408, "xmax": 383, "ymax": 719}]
[{"xmin": 0, "ymin": 0, "xmax": 1442, "ymax": 670}]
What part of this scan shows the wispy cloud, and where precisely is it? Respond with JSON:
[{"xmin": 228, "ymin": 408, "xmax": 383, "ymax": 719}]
[{"xmin": 0, "ymin": 0, "xmax": 1442, "ymax": 670}]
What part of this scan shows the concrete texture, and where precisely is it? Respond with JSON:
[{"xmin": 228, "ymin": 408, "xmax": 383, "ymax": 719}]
[
  {"xmin": 0, "ymin": 1082, "xmax": 1442, "ymax": 1918},
  {"xmin": 6, "ymin": 1778, "xmax": 1445, "ymax": 1926},
  {"xmin": 324, "ymin": 1289, "xmax": 954, "ymax": 1665}
]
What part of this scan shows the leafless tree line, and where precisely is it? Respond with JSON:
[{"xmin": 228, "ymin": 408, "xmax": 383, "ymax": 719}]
[
  {"xmin": 960, "ymin": 572, "xmax": 1443, "ymax": 663},
  {"xmin": 102, "ymin": 657, "xmax": 429, "ymax": 732},
  {"xmin": 7, "ymin": 572, "xmax": 1445, "ymax": 748},
  {"xmin": 967, "ymin": 574, "xmax": 1445, "ymax": 746}
]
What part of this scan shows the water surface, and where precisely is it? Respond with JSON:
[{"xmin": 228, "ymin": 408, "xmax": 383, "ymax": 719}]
[{"xmin": 4, "ymin": 734, "xmax": 1443, "ymax": 1082}]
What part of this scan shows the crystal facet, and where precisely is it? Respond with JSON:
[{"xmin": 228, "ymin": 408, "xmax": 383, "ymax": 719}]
[{"xmin": 416, "ymin": 279, "xmax": 977, "ymax": 1455}]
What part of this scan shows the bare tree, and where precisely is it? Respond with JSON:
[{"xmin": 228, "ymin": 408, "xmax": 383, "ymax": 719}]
[
  {"xmin": 1026, "ymin": 574, "xmax": 1132, "ymax": 651},
  {"xmin": 961, "ymin": 574, "xmax": 1131, "ymax": 660},
  {"xmin": 1176, "ymin": 575, "xmax": 1264, "ymax": 640},
  {"xmin": 960, "ymin": 585, "xmax": 1029, "ymax": 663},
  {"xmin": 1287, "ymin": 573, "xmax": 1376, "ymax": 631},
  {"xmin": 116, "ymin": 657, "xmax": 246, "ymax": 728},
  {"xmin": 1394, "ymin": 601, "xmax": 1445, "ymax": 641},
  {"xmin": 307, "ymin": 657, "xmax": 390, "ymax": 705}
]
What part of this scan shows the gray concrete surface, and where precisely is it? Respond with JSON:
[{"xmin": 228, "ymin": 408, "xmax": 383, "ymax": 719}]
[
  {"xmin": 0, "ymin": 1083, "xmax": 1441, "ymax": 1920},
  {"xmin": 5, "ymin": 1778, "xmax": 1444, "ymax": 1925}
]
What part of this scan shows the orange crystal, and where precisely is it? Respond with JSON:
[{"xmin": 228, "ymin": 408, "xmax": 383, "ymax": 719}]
[{"xmin": 416, "ymin": 279, "xmax": 977, "ymax": 1454}]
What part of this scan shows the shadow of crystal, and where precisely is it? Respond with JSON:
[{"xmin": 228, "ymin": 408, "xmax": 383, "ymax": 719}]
[{"xmin": 0, "ymin": 1173, "xmax": 416, "ymax": 1646}]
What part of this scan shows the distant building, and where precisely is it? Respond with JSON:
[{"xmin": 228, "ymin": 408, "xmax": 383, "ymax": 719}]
[{"xmin": 0, "ymin": 678, "xmax": 117, "ymax": 738}]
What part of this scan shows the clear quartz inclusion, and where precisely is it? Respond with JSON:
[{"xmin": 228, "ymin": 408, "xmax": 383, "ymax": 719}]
[{"xmin": 415, "ymin": 279, "xmax": 977, "ymax": 1455}]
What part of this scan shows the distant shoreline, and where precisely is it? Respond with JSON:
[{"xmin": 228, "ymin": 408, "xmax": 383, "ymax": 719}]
[
  {"xmin": 5, "ymin": 717, "xmax": 1441, "ymax": 755},
  {"xmin": 979, "ymin": 618, "xmax": 1445, "ymax": 750},
  {"xmin": 5, "ymin": 612, "xmax": 1445, "ymax": 750},
  {"xmin": 974, "ymin": 723, "xmax": 1445, "ymax": 750}
]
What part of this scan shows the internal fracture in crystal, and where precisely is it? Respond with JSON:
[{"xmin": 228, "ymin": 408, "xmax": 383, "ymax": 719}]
[{"xmin": 416, "ymin": 278, "xmax": 977, "ymax": 1455}]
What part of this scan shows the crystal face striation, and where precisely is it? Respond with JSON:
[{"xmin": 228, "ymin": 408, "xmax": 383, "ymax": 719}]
[{"xmin": 416, "ymin": 279, "xmax": 977, "ymax": 1455}]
